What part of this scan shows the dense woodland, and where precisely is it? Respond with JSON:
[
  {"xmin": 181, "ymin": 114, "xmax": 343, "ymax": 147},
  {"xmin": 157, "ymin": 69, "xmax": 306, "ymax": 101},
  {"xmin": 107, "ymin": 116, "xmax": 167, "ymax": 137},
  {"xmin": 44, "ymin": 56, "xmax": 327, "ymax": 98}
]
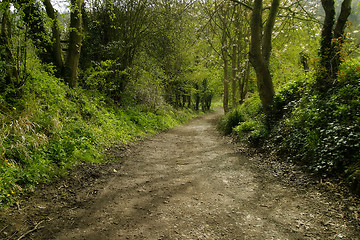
[{"xmin": 0, "ymin": 0, "xmax": 360, "ymax": 206}]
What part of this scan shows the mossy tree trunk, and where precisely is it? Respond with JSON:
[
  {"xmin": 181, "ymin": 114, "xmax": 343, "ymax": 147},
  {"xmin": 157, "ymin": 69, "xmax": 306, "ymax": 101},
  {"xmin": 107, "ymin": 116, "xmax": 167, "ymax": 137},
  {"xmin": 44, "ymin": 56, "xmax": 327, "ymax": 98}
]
[
  {"xmin": 0, "ymin": 1, "xmax": 20, "ymax": 91},
  {"xmin": 318, "ymin": 0, "xmax": 352, "ymax": 84},
  {"xmin": 65, "ymin": 0, "xmax": 84, "ymax": 88},
  {"xmin": 43, "ymin": 0, "xmax": 64, "ymax": 72},
  {"xmin": 249, "ymin": 0, "xmax": 279, "ymax": 114}
]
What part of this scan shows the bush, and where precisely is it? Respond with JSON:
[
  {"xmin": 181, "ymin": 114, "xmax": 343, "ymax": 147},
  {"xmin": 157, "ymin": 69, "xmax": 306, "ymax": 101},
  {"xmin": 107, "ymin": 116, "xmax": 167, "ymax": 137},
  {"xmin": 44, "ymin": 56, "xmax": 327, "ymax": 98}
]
[
  {"xmin": 226, "ymin": 57, "xmax": 360, "ymax": 194},
  {"xmin": 217, "ymin": 108, "xmax": 244, "ymax": 135},
  {"xmin": 218, "ymin": 95, "xmax": 266, "ymax": 145},
  {"xmin": 0, "ymin": 68, "xmax": 196, "ymax": 206},
  {"xmin": 269, "ymin": 57, "xmax": 360, "ymax": 193},
  {"xmin": 233, "ymin": 118, "xmax": 268, "ymax": 145}
]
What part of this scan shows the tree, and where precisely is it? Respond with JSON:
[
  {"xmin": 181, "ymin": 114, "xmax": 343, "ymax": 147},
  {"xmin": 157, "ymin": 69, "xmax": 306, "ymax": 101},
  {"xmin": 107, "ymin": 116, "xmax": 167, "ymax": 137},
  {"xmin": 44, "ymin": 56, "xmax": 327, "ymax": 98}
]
[
  {"xmin": 81, "ymin": 0, "xmax": 150, "ymax": 99},
  {"xmin": 43, "ymin": 0, "xmax": 64, "ymax": 72},
  {"xmin": 0, "ymin": 1, "xmax": 20, "ymax": 92},
  {"xmin": 204, "ymin": 0, "xmax": 251, "ymax": 113},
  {"xmin": 249, "ymin": 0, "xmax": 279, "ymax": 113},
  {"xmin": 14, "ymin": 0, "xmax": 54, "ymax": 65},
  {"xmin": 13, "ymin": 0, "xmax": 84, "ymax": 87},
  {"xmin": 65, "ymin": 0, "xmax": 84, "ymax": 87},
  {"xmin": 233, "ymin": 3, "xmax": 251, "ymax": 104},
  {"xmin": 231, "ymin": 0, "xmax": 320, "ymax": 113},
  {"xmin": 318, "ymin": 0, "xmax": 352, "ymax": 84}
]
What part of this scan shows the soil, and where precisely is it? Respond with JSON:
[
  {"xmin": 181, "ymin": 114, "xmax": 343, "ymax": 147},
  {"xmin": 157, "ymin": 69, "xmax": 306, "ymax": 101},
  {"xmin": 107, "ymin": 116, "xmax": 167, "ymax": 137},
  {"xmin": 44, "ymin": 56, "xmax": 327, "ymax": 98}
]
[{"xmin": 1, "ymin": 109, "xmax": 360, "ymax": 240}]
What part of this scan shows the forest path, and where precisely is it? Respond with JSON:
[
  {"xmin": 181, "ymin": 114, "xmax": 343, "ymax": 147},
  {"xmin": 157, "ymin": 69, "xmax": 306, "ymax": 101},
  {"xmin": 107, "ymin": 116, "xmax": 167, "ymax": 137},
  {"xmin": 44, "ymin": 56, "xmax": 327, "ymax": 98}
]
[{"xmin": 2, "ymin": 109, "xmax": 360, "ymax": 239}]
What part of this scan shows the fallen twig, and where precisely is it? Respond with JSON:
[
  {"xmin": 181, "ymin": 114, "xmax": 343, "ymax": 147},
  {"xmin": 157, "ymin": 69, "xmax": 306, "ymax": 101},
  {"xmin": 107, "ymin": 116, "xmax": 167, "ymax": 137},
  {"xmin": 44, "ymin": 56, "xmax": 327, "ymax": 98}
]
[{"xmin": 17, "ymin": 220, "xmax": 44, "ymax": 240}]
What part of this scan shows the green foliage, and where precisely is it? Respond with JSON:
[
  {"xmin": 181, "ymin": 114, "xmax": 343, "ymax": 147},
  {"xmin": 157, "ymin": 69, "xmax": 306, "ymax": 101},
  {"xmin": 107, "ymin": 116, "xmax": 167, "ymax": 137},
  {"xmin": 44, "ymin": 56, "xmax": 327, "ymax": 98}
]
[
  {"xmin": 218, "ymin": 95, "xmax": 265, "ymax": 142},
  {"xmin": 276, "ymin": 59, "xmax": 360, "ymax": 172},
  {"xmin": 217, "ymin": 108, "xmax": 244, "ymax": 135},
  {"xmin": 123, "ymin": 64, "xmax": 168, "ymax": 111},
  {"xmin": 0, "ymin": 68, "xmax": 195, "ymax": 207},
  {"xmin": 233, "ymin": 118, "xmax": 268, "ymax": 145},
  {"xmin": 225, "ymin": 55, "xmax": 360, "ymax": 193},
  {"xmin": 81, "ymin": 60, "xmax": 129, "ymax": 100},
  {"xmin": 271, "ymin": 73, "xmax": 314, "ymax": 121},
  {"xmin": 266, "ymin": 57, "xmax": 360, "ymax": 193}
]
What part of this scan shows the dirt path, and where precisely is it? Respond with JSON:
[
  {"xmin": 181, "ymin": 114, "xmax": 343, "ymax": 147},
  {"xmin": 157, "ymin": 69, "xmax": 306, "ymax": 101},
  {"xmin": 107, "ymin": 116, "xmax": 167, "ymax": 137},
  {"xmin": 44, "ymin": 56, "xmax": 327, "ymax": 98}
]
[{"xmin": 1, "ymin": 109, "xmax": 360, "ymax": 239}]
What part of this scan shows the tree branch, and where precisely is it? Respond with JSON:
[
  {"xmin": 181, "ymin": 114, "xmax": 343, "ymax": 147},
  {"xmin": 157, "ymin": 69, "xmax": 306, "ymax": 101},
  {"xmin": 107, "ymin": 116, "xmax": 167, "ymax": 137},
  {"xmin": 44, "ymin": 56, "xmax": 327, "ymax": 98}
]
[
  {"xmin": 334, "ymin": 0, "xmax": 352, "ymax": 38},
  {"xmin": 228, "ymin": 0, "xmax": 253, "ymax": 10},
  {"xmin": 262, "ymin": 0, "xmax": 280, "ymax": 64},
  {"xmin": 17, "ymin": 220, "xmax": 45, "ymax": 240}
]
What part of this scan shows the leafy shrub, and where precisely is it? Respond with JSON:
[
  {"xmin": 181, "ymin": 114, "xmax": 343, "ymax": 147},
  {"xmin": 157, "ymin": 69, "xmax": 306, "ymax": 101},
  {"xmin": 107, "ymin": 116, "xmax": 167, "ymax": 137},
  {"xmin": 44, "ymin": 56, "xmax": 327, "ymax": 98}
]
[
  {"xmin": 234, "ymin": 120, "xmax": 257, "ymax": 133},
  {"xmin": 124, "ymin": 68, "xmax": 169, "ymax": 112},
  {"xmin": 270, "ymin": 57, "xmax": 360, "ymax": 192},
  {"xmin": 233, "ymin": 118, "xmax": 268, "ymax": 146},
  {"xmin": 218, "ymin": 95, "xmax": 265, "ymax": 144},
  {"xmin": 81, "ymin": 60, "xmax": 128, "ymax": 100},
  {"xmin": 226, "ymin": 57, "xmax": 360, "ymax": 194},
  {"xmin": 270, "ymin": 74, "xmax": 313, "ymax": 123},
  {"xmin": 217, "ymin": 108, "xmax": 244, "ymax": 135}
]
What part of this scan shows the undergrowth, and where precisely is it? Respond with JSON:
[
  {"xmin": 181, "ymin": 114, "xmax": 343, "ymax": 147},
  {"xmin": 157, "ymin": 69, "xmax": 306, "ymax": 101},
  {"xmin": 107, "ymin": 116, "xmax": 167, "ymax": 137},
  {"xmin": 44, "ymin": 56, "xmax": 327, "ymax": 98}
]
[
  {"xmin": 0, "ymin": 69, "xmax": 195, "ymax": 207},
  {"xmin": 217, "ymin": 94, "xmax": 267, "ymax": 144},
  {"xmin": 219, "ymin": 58, "xmax": 360, "ymax": 194}
]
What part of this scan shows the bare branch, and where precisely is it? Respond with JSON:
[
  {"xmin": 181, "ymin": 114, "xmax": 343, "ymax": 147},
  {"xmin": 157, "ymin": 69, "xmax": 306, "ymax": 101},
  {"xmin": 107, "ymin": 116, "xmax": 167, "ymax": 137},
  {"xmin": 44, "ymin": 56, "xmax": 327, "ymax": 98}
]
[
  {"xmin": 228, "ymin": 0, "xmax": 253, "ymax": 10},
  {"xmin": 17, "ymin": 220, "xmax": 45, "ymax": 240}
]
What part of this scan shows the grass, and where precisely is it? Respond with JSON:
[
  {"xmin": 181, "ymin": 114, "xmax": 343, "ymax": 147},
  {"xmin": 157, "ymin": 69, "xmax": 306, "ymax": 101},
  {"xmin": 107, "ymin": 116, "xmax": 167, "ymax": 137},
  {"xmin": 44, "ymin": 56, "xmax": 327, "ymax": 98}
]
[{"xmin": 0, "ymin": 68, "xmax": 196, "ymax": 207}]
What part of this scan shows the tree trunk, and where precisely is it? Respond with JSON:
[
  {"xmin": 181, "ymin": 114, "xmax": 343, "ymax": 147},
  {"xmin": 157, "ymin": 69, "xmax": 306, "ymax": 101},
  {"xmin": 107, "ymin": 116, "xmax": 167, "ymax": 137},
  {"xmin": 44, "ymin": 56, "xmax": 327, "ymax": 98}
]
[
  {"xmin": 43, "ymin": 0, "xmax": 64, "ymax": 72},
  {"xmin": 332, "ymin": 0, "xmax": 352, "ymax": 78},
  {"xmin": 249, "ymin": 0, "xmax": 276, "ymax": 113},
  {"xmin": 249, "ymin": 54, "xmax": 274, "ymax": 114},
  {"xmin": 0, "ymin": 2, "xmax": 20, "ymax": 89},
  {"xmin": 262, "ymin": 0, "xmax": 280, "ymax": 65},
  {"xmin": 231, "ymin": 43, "xmax": 237, "ymax": 108},
  {"xmin": 318, "ymin": 0, "xmax": 352, "ymax": 84},
  {"xmin": 240, "ymin": 59, "xmax": 250, "ymax": 103},
  {"xmin": 222, "ymin": 41, "xmax": 230, "ymax": 113},
  {"xmin": 334, "ymin": 0, "xmax": 352, "ymax": 38},
  {"xmin": 319, "ymin": 0, "xmax": 336, "ymax": 82},
  {"xmin": 236, "ymin": 6, "xmax": 250, "ymax": 104},
  {"xmin": 65, "ymin": 0, "xmax": 84, "ymax": 88}
]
